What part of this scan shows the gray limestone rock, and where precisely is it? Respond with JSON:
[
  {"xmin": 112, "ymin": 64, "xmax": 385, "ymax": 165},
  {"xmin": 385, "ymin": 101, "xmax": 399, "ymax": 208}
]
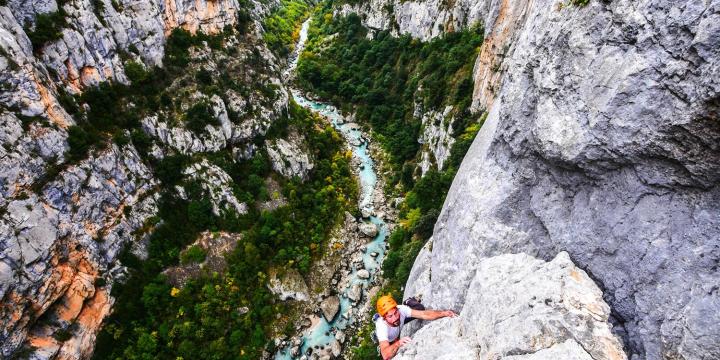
[
  {"xmin": 403, "ymin": 1, "xmax": 720, "ymax": 359},
  {"xmin": 358, "ymin": 222, "xmax": 378, "ymax": 238},
  {"xmin": 268, "ymin": 268, "xmax": 310, "ymax": 302},
  {"xmin": 397, "ymin": 252, "xmax": 626, "ymax": 360},
  {"xmin": 356, "ymin": 269, "xmax": 370, "ymax": 279},
  {"xmin": 320, "ymin": 296, "xmax": 340, "ymax": 322},
  {"xmin": 182, "ymin": 159, "xmax": 248, "ymax": 216},
  {"xmin": 348, "ymin": 283, "xmax": 362, "ymax": 303},
  {"xmin": 265, "ymin": 130, "xmax": 314, "ymax": 180}
]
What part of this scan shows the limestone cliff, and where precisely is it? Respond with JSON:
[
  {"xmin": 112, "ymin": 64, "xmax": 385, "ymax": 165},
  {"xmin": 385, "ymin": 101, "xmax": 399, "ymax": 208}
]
[
  {"xmin": 0, "ymin": 0, "xmax": 289, "ymax": 358},
  {"xmin": 397, "ymin": 0, "xmax": 720, "ymax": 359},
  {"xmin": 400, "ymin": 252, "xmax": 627, "ymax": 360}
]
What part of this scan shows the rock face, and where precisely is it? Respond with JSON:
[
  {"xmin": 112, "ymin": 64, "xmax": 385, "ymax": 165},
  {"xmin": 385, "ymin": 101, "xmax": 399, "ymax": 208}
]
[
  {"xmin": 0, "ymin": 138, "xmax": 159, "ymax": 359},
  {"xmin": 0, "ymin": 0, "xmax": 294, "ymax": 358},
  {"xmin": 417, "ymin": 105, "xmax": 455, "ymax": 175},
  {"xmin": 268, "ymin": 268, "xmax": 311, "ymax": 301},
  {"xmin": 399, "ymin": 1, "xmax": 720, "ymax": 359},
  {"xmin": 265, "ymin": 130, "xmax": 314, "ymax": 180},
  {"xmin": 399, "ymin": 252, "xmax": 626, "ymax": 360},
  {"xmin": 1, "ymin": 0, "xmax": 270, "ymax": 125},
  {"xmin": 181, "ymin": 159, "xmax": 248, "ymax": 216}
]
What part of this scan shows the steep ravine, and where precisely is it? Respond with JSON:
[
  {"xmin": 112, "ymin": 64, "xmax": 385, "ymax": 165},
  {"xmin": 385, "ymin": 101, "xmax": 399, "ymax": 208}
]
[
  {"xmin": 2, "ymin": 0, "xmax": 719, "ymax": 359},
  {"xmin": 273, "ymin": 18, "xmax": 398, "ymax": 359}
]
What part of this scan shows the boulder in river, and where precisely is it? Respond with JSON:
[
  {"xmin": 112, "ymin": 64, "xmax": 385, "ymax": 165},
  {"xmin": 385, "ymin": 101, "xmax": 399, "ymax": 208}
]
[
  {"xmin": 335, "ymin": 330, "xmax": 346, "ymax": 343},
  {"xmin": 348, "ymin": 284, "xmax": 363, "ymax": 303},
  {"xmin": 357, "ymin": 269, "xmax": 370, "ymax": 279},
  {"xmin": 359, "ymin": 222, "xmax": 378, "ymax": 237},
  {"xmin": 361, "ymin": 208, "xmax": 372, "ymax": 218},
  {"xmin": 320, "ymin": 296, "xmax": 340, "ymax": 322},
  {"xmin": 267, "ymin": 268, "xmax": 310, "ymax": 301}
]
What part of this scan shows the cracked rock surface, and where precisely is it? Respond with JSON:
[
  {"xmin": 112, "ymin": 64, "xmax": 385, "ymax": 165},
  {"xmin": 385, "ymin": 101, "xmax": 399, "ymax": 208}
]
[
  {"xmin": 398, "ymin": 252, "xmax": 626, "ymax": 360},
  {"xmin": 402, "ymin": 0, "xmax": 720, "ymax": 359}
]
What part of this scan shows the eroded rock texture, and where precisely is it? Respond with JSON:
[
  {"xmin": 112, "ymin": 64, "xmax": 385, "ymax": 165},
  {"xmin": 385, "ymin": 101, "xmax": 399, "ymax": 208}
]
[
  {"xmin": 399, "ymin": 252, "xmax": 626, "ymax": 360},
  {"xmin": 0, "ymin": 0, "xmax": 290, "ymax": 358},
  {"xmin": 402, "ymin": 0, "xmax": 720, "ymax": 359}
]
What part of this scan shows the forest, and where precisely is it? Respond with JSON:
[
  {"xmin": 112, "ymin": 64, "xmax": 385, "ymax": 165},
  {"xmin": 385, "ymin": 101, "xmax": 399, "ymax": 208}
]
[{"xmin": 296, "ymin": 7, "xmax": 483, "ymax": 170}]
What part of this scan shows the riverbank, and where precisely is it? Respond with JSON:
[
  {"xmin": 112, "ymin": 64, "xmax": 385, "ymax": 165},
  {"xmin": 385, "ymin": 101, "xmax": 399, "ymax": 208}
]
[{"xmin": 269, "ymin": 92, "xmax": 398, "ymax": 358}]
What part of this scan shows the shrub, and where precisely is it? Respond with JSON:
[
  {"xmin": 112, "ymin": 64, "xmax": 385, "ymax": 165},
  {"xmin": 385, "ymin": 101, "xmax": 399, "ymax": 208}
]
[
  {"xmin": 130, "ymin": 129, "xmax": 151, "ymax": 155},
  {"xmin": 124, "ymin": 61, "xmax": 148, "ymax": 83},
  {"xmin": 26, "ymin": 10, "xmax": 67, "ymax": 52},
  {"xmin": 185, "ymin": 102, "xmax": 219, "ymax": 134},
  {"xmin": 196, "ymin": 69, "xmax": 213, "ymax": 86},
  {"xmin": 164, "ymin": 28, "xmax": 194, "ymax": 68},
  {"xmin": 53, "ymin": 328, "xmax": 73, "ymax": 342},
  {"xmin": 187, "ymin": 198, "xmax": 215, "ymax": 230},
  {"xmin": 66, "ymin": 125, "xmax": 94, "ymax": 161},
  {"xmin": 154, "ymin": 154, "xmax": 189, "ymax": 185},
  {"xmin": 180, "ymin": 245, "xmax": 207, "ymax": 264}
]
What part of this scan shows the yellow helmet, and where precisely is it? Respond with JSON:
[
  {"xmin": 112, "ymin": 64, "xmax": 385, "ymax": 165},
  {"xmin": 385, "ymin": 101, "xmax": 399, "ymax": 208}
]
[{"xmin": 376, "ymin": 294, "xmax": 397, "ymax": 317}]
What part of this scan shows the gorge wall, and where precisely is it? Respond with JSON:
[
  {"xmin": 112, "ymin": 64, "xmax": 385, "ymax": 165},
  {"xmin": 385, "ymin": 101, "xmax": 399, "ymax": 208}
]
[
  {"xmin": 1, "ymin": 0, "xmax": 719, "ymax": 359},
  {"xmin": 0, "ymin": 0, "xmax": 293, "ymax": 358},
  {"xmin": 381, "ymin": 0, "xmax": 719, "ymax": 359}
]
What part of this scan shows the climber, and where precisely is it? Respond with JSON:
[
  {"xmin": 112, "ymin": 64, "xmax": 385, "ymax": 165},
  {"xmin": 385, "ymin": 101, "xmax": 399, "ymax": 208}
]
[{"xmin": 373, "ymin": 294, "xmax": 456, "ymax": 359}]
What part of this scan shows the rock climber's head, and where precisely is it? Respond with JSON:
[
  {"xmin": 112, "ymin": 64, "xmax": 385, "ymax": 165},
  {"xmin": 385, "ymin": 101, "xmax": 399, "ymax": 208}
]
[{"xmin": 377, "ymin": 295, "xmax": 400, "ymax": 326}]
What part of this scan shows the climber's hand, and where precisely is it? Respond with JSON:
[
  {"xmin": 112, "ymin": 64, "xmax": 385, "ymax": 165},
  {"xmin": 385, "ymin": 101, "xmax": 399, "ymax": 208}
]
[
  {"xmin": 442, "ymin": 310, "xmax": 457, "ymax": 318},
  {"xmin": 397, "ymin": 337, "xmax": 412, "ymax": 347}
]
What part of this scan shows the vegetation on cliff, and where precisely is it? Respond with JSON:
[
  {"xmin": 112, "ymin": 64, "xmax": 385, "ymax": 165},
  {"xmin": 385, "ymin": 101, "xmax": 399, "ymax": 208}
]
[
  {"xmin": 263, "ymin": 0, "xmax": 313, "ymax": 57},
  {"xmin": 296, "ymin": 8, "xmax": 482, "ymax": 170}
]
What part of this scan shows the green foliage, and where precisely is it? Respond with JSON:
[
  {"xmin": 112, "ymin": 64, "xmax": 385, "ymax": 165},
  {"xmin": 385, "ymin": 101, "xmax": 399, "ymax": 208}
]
[
  {"xmin": 570, "ymin": 0, "xmax": 591, "ymax": 5},
  {"xmin": 66, "ymin": 125, "xmax": 93, "ymax": 161},
  {"xmin": 110, "ymin": 0, "xmax": 122, "ymax": 12},
  {"xmin": 297, "ymin": 11, "xmax": 483, "ymax": 169},
  {"xmin": 25, "ymin": 10, "xmax": 67, "ymax": 52},
  {"xmin": 164, "ymin": 28, "xmax": 196, "ymax": 68},
  {"xmin": 263, "ymin": 0, "xmax": 311, "ymax": 57},
  {"xmin": 53, "ymin": 328, "xmax": 73, "ymax": 342},
  {"xmin": 196, "ymin": 68, "xmax": 213, "ymax": 86},
  {"xmin": 155, "ymin": 154, "xmax": 190, "ymax": 185},
  {"xmin": 185, "ymin": 102, "xmax": 219, "ymax": 135},
  {"xmin": 56, "ymin": 88, "xmax": 79, "ymax": 114},
  {"xmin": 124, "ymin": 61, "xmax": 148, "ymax": 83},
  {"xmin": 92, "ymin": 0, "xmax": 106, "ymax": 25},
  {"xmin": 180, "ymin": 245, "xmax": 208, "ymax": 264},
  {"xmin": 187, "ymin": 197, "xmax": 215, "ymax": 230}
]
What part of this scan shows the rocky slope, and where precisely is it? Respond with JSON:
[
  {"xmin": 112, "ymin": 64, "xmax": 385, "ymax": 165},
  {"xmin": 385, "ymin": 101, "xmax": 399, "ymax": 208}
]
[
  {"xmin": 393, "ymin": 0, "xmax": 720, "ymax": 359},
  {"xmin": 0, "ymin": 0, "xmax": 299, "ymax": 358}
]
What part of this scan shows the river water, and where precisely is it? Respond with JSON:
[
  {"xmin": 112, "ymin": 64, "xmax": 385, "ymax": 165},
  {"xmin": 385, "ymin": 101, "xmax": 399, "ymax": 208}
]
[{"xmin": 275, "ymin": 18, "xmax": 389, "ymax": 359}]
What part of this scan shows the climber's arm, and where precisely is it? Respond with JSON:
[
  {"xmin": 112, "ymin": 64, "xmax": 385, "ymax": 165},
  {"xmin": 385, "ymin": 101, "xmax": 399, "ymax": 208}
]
[
  {"xmin": 379, "ymin": 337, "xmax": 411, "ymax": 360},
  {"xmin": 410, "ymin": 309, "xmax": 457, "ymax": 321}
]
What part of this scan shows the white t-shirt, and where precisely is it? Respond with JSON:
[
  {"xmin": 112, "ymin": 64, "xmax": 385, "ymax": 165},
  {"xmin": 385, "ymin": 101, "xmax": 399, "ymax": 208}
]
[{"xmin": 375, "ymin": 305, "xmax": 413, "ymax": 343}]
